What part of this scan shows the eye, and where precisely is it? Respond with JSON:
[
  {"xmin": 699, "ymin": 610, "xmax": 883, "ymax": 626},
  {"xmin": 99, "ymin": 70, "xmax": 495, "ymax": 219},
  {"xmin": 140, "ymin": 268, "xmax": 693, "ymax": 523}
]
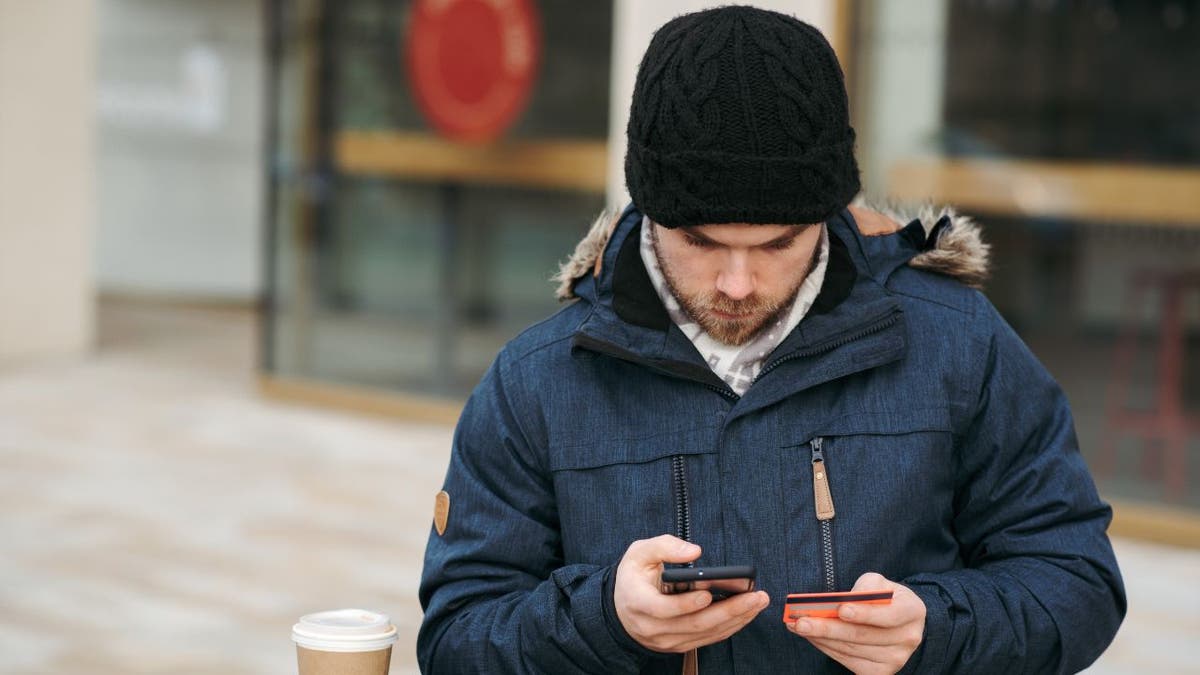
[{"xmin": 767, "ymin": 237, "xmax": 797, "ymax": 251}]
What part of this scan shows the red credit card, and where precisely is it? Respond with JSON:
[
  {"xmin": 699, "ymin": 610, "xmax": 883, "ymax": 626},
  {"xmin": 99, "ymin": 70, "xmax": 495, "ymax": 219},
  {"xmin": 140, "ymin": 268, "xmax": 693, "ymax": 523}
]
[{"xmin": 783, "ymin": 590, "xmax": 894, "ymax": 621}]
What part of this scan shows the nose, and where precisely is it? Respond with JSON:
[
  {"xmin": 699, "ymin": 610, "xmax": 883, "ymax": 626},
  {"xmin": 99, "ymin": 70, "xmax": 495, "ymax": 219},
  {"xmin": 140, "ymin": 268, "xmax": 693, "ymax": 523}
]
[{"xmin": 715, "ymin": 253, "xmax": 755, "ymax": 301}]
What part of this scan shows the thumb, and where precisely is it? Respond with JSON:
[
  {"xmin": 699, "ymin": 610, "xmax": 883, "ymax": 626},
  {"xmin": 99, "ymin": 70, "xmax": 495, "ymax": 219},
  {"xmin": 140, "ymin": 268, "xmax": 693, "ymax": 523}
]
[
  {"xmin": 850, "ymin": 572, "xmax": 894, "ymax": 591},
  {"xmin": 627, "ymin": 534, "xmax": 701, "ymax": 567}
]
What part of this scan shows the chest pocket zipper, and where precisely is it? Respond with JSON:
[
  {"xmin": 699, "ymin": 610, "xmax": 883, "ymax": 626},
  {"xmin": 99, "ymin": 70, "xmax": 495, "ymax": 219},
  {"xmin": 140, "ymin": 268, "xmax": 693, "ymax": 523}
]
[{"xmin": 811, "ymin": 438, "xmax": 837, "ymax": 592}]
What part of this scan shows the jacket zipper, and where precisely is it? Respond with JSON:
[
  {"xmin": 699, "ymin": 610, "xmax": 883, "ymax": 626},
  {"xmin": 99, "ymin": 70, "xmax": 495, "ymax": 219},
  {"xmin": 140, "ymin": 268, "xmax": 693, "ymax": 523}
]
[
  {"xmin": 671, "ymin": 455, "xmax": 693, "ymax": 566},
  {"xmin": 673, "ymin": 453, "xmax": 700, "ymax": 675},
  {"xmin": 754, "ymin": 312, "xmax": 900, "ymax": 385},
  {"xmin": 672, "ymin": 385, "xmax": 736, "ymax": 563},
  {"xmin": 664, "ymin": 318, "xmax": 889, "ymax": 582},
  {"xmin": 672, "ymin": 317, "xmax": 890, "ymax": 569},
  {"xmin": 580, "ymin": 315, "xmax": 889, "ymax": 589},
  {"xmin": 810, "ymin": 437, "xmax": 837, "ymax": 592}
]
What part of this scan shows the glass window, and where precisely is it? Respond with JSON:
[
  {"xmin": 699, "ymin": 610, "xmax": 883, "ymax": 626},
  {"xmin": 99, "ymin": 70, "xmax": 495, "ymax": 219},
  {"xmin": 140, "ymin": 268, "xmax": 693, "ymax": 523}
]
[
  {"xmin": 264, "ymin": 0, "xmax": 613, "ymax": 398},
  {"xmin": 855, "ymin": 0, "xmax": 1200, "ymax": 510}
]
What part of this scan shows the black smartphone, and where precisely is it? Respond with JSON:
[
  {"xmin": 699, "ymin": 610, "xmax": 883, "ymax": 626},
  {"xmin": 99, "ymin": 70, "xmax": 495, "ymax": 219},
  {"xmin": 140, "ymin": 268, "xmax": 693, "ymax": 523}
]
[{"xmin": 660, "ymin": 565, "xmax": 757, "ymax": 599}]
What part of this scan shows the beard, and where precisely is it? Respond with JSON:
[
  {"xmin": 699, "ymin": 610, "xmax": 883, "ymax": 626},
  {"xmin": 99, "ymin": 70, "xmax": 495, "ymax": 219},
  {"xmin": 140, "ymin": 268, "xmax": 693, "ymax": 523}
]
[
  {"xmin": 653, "ymin": 239, "xmax": 806, "ymax": 347},
  {"xmin": 673, "ymin": 285, "xmax": 797, "ymax": 345}
]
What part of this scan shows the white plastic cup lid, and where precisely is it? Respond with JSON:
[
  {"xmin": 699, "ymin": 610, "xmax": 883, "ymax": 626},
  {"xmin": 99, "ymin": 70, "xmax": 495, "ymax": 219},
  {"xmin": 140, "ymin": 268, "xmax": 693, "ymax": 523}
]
[{"xmin": 292, "ymin": 609, "xmax": 398, "ymax": 653}]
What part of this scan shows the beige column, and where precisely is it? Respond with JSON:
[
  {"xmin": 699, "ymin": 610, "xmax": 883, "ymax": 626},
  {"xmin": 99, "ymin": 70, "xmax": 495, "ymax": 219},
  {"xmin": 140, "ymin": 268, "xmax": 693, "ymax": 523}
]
[{"xmin": 0, "ymin": 0, "xmax": 96, "ymax": 363}]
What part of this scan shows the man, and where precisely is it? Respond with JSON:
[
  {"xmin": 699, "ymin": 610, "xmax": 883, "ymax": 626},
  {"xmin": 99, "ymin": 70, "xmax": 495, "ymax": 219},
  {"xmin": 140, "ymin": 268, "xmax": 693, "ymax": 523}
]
[{"xmin": 418, "ymin": 6, "xmax": 1125, "ymax": 674}]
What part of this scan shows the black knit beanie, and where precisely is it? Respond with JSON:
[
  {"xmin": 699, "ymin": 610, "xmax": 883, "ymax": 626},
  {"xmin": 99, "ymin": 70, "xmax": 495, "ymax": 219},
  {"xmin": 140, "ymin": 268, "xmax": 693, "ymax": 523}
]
[{"xmin": 625, "ymin": 6, "xmax": 860, "ymax": 228}]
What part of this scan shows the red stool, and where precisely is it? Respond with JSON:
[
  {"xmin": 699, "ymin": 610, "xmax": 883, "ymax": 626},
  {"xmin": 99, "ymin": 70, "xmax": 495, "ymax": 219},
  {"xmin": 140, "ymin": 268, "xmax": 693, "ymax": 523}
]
[{"xmin": 1098, "ymin": 270, "xmax": 1200, "ymax": 501}]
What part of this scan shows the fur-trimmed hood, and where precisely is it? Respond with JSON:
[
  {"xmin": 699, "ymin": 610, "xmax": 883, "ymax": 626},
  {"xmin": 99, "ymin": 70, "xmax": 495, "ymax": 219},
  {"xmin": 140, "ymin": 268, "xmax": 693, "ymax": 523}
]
[{"xmin": 552, "ymin": 203, "xmax": 990, "ymax": 301}]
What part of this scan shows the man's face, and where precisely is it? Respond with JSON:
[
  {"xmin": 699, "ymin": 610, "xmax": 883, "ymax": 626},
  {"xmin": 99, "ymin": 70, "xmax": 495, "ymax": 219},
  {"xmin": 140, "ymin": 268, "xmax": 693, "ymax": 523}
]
[{"xmin": 651, "ymin": 222, "xmax": 822, "ymax": 346}]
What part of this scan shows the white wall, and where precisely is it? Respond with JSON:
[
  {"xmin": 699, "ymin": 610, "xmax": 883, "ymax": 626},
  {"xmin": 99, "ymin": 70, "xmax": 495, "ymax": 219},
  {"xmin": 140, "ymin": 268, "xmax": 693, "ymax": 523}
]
[
  {"xmin": 0, "ymin": 0, "xmax": 97, "ymax": 363},
  {"xmin": 606, "ymin": 0, "xmax": 838, "ymax": 209},
  {"xmin": 855, "ymin": 0, "xmax": 950, "ymax": 199},
  {"xmin": 95, "ymin": 0, "xmax": 264, "ymax": 301}
]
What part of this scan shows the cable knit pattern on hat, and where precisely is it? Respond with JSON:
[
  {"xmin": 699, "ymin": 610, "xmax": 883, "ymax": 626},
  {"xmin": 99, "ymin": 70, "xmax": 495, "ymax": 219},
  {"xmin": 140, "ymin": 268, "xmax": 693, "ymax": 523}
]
[{"xmin": 625, "ymin": 5, "xmax": 860, "ymax": 228}]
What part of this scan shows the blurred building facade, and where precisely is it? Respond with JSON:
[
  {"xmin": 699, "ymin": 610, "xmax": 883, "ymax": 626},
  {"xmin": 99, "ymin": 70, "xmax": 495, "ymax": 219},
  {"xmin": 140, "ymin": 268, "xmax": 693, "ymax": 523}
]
[
  {"xmin": 850, "ymin": 0, "xmax": 1200, "ymax": 516},
  {"xmin": 1, "ymin": 0, "xmax": 265, "ymax": 366},
  {"xmin": 95, "ymin": 0, "xmax": 266, "ymax": 301},
  {"xmin": 261, "ymin": 0, "xmax": 1200, "ymax": 517},
  {"xmin": 259, "ymin": 0, "xmax": 839, "ymax": 403},
  {"xmin": 0, "ymin": 0, "xmax": 1197, "ymax": 525}
]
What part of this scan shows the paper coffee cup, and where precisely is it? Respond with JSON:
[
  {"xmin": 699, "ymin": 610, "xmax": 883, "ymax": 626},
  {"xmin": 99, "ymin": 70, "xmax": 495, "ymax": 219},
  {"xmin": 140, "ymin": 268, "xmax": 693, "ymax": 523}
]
[{"xmin": 292, "ymin": 609, "xmax": 398, "ymax": 675}]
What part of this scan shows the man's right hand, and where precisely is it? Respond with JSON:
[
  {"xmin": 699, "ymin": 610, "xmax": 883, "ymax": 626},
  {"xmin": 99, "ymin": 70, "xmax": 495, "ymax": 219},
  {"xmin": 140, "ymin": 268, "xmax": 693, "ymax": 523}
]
[{"xmin": 614, "ymin": 535, "xmax": 770, "ymax": 653}]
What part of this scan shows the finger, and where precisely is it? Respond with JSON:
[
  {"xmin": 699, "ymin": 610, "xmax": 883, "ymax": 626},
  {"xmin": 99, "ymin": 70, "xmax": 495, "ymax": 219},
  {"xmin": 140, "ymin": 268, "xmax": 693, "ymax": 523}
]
[
  {"xmin": 620, "ymin": 590, "xmax": 716, "ymax": 651},
  {"xmin": 661, "ymin": 591, "xmax": 769, "ymax": 639},
  {"xmin": 788, "ymin": 617, "xmax": 902, "ymax": 647},
  {"xmin": 635, "ymin": 588, "xmax": 715, "ymax": 620},
  {"xmin": 839, "ymin": 573, "xmax": 924, "ymax": 629},
  {"xmin": 654, "ymin": 592, "xmax": 770, "ymax": 651},
  {"xmin": 640, "ymin": 594, "xmax": 766, "ymax": 652},
  {"xmin": 683, "ymin": 591, "xmax": 769, "ymax": 630},
  {"xmin": 701, "ymin": 591, "xmax": 770, "ymax": 628},
  {"xmin": 850, "ymin": 572, "xmax": 893, "ymax": 592},
  {"xmin": 637, "ymin": 587, "xmax": 766, "ymax": 625},
  {"xmin": 837, "ymin": 598, "xmax": 914, "ymax": 629},
  {"xmin": 626, "ymin": 535, "xmax": 701, "ymax": 569},
  {"xmin": 840, "ymin": 587, "xmax": 925, "ymax": 630},
  {"xmin": 804, "ymin": 637, "xmax": 891, "ymax": 674},
  {"xmin": 656, "ymin": 614, "xmax": 755, "ymax": 653},
  {"xmin": 807, "ymin": 636, "xmax": 896, "ymax": 662}
]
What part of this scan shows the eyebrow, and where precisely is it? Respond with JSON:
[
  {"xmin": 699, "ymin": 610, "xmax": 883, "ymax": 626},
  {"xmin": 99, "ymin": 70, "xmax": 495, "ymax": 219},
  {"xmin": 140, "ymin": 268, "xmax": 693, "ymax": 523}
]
[{"xmin": 684, "ymin": 226, "xmax": 806, "ymax": 248}]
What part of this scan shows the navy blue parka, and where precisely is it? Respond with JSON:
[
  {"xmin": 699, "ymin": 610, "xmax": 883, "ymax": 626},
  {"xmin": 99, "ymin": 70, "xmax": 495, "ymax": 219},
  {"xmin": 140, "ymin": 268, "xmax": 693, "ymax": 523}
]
[{"xmin": 418, "ymin": 206, "xmax": 1126, "ymax": 674}]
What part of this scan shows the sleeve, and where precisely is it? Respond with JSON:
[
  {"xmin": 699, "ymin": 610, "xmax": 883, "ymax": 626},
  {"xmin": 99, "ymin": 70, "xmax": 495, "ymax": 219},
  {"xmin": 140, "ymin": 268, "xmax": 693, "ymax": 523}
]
[
  {"xmin": 416, "ymin": 353, "xmax": 651, "ymax": 674},
  {"xmin": 900, "ymin": 301, "xmax": 1127, "ymax": 674}
]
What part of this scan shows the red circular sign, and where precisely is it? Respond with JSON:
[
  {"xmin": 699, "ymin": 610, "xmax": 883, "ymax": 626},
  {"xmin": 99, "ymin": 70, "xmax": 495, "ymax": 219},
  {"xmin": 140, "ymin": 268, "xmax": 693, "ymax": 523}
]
[{"xmin": 405, "ymin": 0, "xmax": 541, "ymax": 144}]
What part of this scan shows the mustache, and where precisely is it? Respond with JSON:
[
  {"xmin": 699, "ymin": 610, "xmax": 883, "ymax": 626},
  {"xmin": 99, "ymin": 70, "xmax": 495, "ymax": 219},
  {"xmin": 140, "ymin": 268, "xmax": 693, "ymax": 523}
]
[{"xmin": 701, "ymin": 292, "xmax": 788, "ymax": 317}]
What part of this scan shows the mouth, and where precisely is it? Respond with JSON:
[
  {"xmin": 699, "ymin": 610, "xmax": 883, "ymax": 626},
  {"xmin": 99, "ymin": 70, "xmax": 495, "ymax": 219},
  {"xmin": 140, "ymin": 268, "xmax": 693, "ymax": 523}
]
[{"xmin": 710, "ymin": 309, "xmax": 752, "ymax": 321}]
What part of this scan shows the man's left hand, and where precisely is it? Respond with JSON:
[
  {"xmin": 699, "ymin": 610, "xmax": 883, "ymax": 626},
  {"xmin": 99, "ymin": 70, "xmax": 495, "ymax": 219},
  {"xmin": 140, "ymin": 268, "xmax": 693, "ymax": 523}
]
[{"xmin": 787, "ymin": 572, "xmax": 926, "ymax": 675}]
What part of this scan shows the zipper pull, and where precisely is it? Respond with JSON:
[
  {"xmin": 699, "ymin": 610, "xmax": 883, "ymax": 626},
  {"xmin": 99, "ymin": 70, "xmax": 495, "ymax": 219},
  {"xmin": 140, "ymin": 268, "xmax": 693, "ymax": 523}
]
[{"xmin": 810, "ymin": 438, "xmax": 835, "ymax": 520}]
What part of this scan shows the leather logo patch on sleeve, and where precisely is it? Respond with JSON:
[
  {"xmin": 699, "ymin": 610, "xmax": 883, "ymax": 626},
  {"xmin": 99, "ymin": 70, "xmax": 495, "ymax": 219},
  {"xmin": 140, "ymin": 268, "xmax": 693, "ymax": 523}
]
[{"xmin": 433, "ymin": 491, "xmax": 450, "ymax": 536}]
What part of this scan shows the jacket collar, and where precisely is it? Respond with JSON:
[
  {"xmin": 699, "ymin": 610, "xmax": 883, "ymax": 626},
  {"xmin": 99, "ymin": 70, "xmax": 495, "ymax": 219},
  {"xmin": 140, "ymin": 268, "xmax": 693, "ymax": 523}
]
[
  {"xmin": 606, "ymin": 215, "xmax": 858, "ymax": 333},
  {"xmin": 571, "ymin": 206, "xmax": 906, "ymax": 397}
]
